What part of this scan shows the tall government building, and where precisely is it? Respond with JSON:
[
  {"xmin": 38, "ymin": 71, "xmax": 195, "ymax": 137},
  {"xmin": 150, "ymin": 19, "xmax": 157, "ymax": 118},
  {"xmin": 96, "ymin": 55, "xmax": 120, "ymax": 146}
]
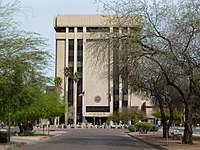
[{"xmin": 54, "ymin": 14, "xmax": 153, "ymax": 125}]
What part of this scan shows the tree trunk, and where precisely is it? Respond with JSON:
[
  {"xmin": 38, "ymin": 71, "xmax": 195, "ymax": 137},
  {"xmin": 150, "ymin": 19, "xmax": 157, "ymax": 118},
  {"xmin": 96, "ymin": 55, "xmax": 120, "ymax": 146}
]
[
  {"xmin": 162, "ymin": 121, "xmax": 167, "ymax": 138},
  {"xmin": 167, "ymin": 100, "xmax": 174, "ymax": 128},
  {"xmin": 157, "ymin": 95, "xmax": 167, "ymax": 138},
  {"xmin": 182, "ymin": 79, "xmax": 197, "ymax": 144},
  {"xmin": 182, "ymin": 104, "xmax": 193, "ymax": 143}
]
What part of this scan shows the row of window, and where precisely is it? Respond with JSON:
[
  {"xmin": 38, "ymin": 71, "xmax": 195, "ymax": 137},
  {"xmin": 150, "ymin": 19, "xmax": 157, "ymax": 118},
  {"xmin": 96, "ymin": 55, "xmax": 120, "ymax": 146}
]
[
  {"xmin": 56, "ymin": 27, "xmax": 139, "ymax": 33},
  {"xmin": 86, "ymin": 106, "xmax": 110, "ymax": 112}
]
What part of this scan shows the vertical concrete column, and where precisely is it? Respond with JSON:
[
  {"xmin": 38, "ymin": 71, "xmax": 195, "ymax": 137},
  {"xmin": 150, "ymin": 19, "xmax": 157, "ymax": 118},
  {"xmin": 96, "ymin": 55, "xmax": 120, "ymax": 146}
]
[
  {"xmin": 74, "ymin": 27, "xmax": 78, "ymax": 72},
  {"xmin": 82, "ymin": 27, "xmax": 86, "ymax": 123},
  {"xmin": 74, "ymin": 27, "xmax": 78, "ymax": 125},
  {"xmin": 119, "ymin": 81, "xmax": 123, "ymax": 112},
  {"xmin": 118, "ymin": 27, "xmax": 123, "ymax": 111},
  {"xmin": 65, "ymin": 27, "xmax": 69, "ymax": 125},
  {"xmin": 109, "ymin": 27, "xmax": 113, "ymax": 114}
]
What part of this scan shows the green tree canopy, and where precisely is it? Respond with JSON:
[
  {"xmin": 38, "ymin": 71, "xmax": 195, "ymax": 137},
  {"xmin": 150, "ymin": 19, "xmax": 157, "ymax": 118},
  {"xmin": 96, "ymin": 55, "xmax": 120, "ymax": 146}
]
[
  {"xmin": 0, "ymin": 0, "xmax": 52, "ymax": 120},
  {"xmin": 108, "ymin": 107, "xmax": 145, "ymax": 124},
  {"xmin": 12, "ymin": 92, "xmax": 65, "ymax": 131}
]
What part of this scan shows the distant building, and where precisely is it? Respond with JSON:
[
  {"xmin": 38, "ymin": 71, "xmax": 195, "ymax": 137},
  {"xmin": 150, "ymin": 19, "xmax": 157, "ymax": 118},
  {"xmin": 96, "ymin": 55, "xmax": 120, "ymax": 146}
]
[{"xmin": 54, "ymin": 14, "xmax": 154, "ymax": 125}]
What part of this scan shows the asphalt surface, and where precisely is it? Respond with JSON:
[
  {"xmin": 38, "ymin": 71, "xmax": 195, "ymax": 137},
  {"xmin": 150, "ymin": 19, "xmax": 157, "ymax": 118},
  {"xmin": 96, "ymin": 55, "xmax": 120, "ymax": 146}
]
[{"xmin": 16, "ymin": 129, "xmax": 158, "ymax": 150}]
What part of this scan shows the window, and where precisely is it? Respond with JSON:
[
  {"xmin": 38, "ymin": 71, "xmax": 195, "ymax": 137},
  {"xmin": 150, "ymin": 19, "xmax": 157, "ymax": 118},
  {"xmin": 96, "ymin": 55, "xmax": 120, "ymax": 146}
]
[
  {"xmin": 77, "ymin": 27, "xmax": 83, "ymax": 32},
  {"xmin": 86, "ymin": 27, "xmax": 110, "ymax": 32},
  {"xmin": 68, "ymin": 78, "xmax": 74, "ymax": 104},
  {"xmin": 113, "ymin": 27, "xmax": 119, "ymax": 32},
  {"xmin": 69, "ymin": 27, "xmax": 74, "ymax": 32},
  {"xmin": 77, "ymin": 39, "xmax": 83, "ymax": 69},
  {"xmin": 55, "ymin": 27, "xmax": 66, "ymax": 32},
  {"xmin": 86, "ymin": 106, "xmax": 110, "ymax": 112},
  {"xmin": 68, "ymin": 39, "xmax": 74, "ymax": 61}
]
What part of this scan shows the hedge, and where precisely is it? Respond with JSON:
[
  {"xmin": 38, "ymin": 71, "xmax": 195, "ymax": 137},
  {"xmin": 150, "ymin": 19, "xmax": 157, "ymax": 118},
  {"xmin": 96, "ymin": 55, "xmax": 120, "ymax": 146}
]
[{"xmin": 128, "ymin": 122, "xmax": 159, "ymax": 132}]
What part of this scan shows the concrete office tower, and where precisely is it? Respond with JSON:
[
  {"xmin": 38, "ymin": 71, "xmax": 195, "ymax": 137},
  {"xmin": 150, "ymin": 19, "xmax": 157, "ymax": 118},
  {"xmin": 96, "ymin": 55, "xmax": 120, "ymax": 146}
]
[{"xmin": 54, "ymin": 14, "xmax": 154, "ymax": 126}]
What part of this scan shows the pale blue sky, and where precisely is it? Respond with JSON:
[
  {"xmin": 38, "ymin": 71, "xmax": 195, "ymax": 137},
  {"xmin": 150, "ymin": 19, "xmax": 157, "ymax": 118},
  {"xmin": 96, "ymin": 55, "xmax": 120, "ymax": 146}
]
[{"xmin": 15, "ymin": 0, "xmax": 100, "ymax": 78}]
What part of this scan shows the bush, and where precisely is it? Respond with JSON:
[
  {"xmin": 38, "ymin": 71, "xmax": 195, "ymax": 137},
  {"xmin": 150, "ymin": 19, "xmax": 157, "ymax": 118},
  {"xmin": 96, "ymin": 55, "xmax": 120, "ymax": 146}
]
[
  {"xmin": 128, "ymin": 125, "xmax": 137, "ymax": 132},
  {"xmin": 21, "ymin": 131, "xmax": 35, "ymax": 136},
  {"xmin": 150, "ymin": 125, "xmax": 159, "ymax": 132},
  {"xmin": 135, "ymin": 122, "xmax": 151, "ymax": 131},
  {"xmin": 0, "ymin": 132, "xmax": 8, "ymax": 143}
]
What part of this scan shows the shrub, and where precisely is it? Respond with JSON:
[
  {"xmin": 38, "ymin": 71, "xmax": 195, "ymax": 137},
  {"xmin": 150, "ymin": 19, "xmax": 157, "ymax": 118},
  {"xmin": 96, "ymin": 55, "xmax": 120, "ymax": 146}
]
[
  {"xmin": 150, "ymin": 125, "xmax": 159, "ymax": 131},
  {"xmin": 128, "ymin": 125, "xmax": 137, "ymax": 132},
  {"xmin": 21, "ymin": 131, "xmax": 35, "ymax": 136},
  {"xmin": 0, "ymin": 132, "xmax": 8, "ymax": 143},
  {"xmin": 135, "ymin": 122, "xmax": 151, "ymax": 131}
]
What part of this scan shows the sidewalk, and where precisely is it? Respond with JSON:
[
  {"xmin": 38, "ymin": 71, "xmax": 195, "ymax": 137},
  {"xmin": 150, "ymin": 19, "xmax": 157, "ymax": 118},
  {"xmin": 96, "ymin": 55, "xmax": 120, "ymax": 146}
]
[
  {"xmin": 0, "ymin": 135, "xmax": 50, "ymax": 150},
  {"xmin": 0, "ymin": 129, "xmax": 67, "ymax": 150},
  {"xmin": 128, "ymin": 131, "xmax": 200, "ymax": 150}
]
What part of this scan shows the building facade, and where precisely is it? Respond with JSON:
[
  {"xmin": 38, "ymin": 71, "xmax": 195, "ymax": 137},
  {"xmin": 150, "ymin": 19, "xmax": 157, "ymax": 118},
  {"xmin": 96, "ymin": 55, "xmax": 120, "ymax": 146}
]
[{"xmin": 54, "ymin": 14, "xmax": 153, "ymax": 125}]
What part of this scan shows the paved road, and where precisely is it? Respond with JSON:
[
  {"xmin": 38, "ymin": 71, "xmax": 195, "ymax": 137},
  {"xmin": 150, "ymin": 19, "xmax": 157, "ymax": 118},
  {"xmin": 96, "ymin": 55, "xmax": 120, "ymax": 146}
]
[{"xmin": 17, "ymin": 129, "xmax": 158, "ymax": 150}]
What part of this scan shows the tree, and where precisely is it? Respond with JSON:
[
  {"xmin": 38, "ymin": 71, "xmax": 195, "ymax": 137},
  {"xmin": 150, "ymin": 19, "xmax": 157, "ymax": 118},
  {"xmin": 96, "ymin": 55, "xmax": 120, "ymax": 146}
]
[
  {"xmin": 73, "ymin": 72, "xmax": 81, "ymax": 83},
  {"xmin": 95, "ymin": 0, "xmax": 200, "ymax": 144},
  {"xmin": 12, "ymin": 92, "xmax": 65, "ymax": 131},
  {"xmin": 54, "ymin": 76, "xmax": 62, "ymax": 94},
  {"xmin": 140, "ymin": 0, "xmax": 200, "ymax": 143},
  {"xmin": 108, "ymin": 107, "xmax": 145, "ymax": 124},
  {"xmin": 54, "ymin": 77, "xmax": 62, "ymax": 87},
  {"xmin": 64, "ymin": 67, "xmax": 71, "ymax": 77},
  {"xmin": 152, "ymin": 108, "xmax": 184, "ymax": 125},
  {"xmin": 63, "ymin": 67, "xmax": 81, "ymax": 125},
  {"xmin": 0, "ymin": 0, "xmax": 52, "ymax": 125},
  {"xmin": 73, "ymin": 71, "xmax": 81, "ymax": 125},
  {"xmin": 63, "ymin": 67, "xmax": 71, "ymax": 125}
]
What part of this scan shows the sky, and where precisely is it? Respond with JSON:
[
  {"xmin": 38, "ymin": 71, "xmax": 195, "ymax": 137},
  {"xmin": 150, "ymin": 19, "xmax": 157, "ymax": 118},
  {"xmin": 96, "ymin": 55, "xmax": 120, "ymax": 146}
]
[{"xmin": 10, "ymin": 0, "xmax": 100, "ymax": 78}]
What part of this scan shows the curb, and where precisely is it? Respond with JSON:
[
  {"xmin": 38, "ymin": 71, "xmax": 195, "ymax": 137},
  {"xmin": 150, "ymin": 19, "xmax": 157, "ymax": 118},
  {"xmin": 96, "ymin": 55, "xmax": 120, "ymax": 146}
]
[{"xmin": 128, "ymin": 133, "xmax": 170, "ymax": 150}]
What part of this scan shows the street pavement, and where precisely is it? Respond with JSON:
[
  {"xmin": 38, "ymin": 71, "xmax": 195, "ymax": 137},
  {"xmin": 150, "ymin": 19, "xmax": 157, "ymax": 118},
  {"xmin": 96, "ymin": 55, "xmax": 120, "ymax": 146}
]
[
  {"xmin": 13, "ymin": 129, "xmax": 158, "ymax": 150},
  {"xmin": 1, "ymin": 127, "xmax": 200, "ymax": 150}
]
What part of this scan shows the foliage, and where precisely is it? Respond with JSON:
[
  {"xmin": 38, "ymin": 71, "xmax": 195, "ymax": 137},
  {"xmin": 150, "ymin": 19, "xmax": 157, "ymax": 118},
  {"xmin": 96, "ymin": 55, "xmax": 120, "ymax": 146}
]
[
  {"xmin": 96, "ymin": 0, "xmax": 200, "ymax": 143},
  {"xmin": 0, "ymin": 0, "xmax": 52, "ymax": 122},
  {"xmin": 135, "ymin": 122, "xmax": 151, "ymax": 131},
  {"xmin": 20, "ymin": 131, "xmax": 35, "ymax": 136},
  {"xmin": 107, "ymin": 111, "xmax": 120, "ymax": 123},
  {"xmin": 152, "ymin": 108, "xmax": 184, "ymax": 122},
  {"xmin": 54, "ymin": 77, "xmax": 62, "ymax": 87},
  {"xmin": 108, "ymin": 107, "xmax": 145, "ymax": 124},
  {"xmin": 64, "ymin": 67, "xmax": 71, "ymax": 77},
  {"xmin": 12, "ymin": 92, "xmax": 65, "ymax": 131},
  {"xmin": 128, "ymin": 124, "xmax": 159, "ymax": 132},
  {"xmin": 128, "ymin": 125, "xmax": 137, "ymax": 132},
  {"xmin": 0, "ymin": 131, "xmax": 8, "ymax": 143},
  {"xmin": 132, "ymin": 116, "xmax": 140, "ymax": 124},
  {"xmin": 150, "ymin": 125, "xmax": 159, "ymax": 132},
  {"xmin": 73, "ymin": 72, "xmax": 81, "ymax": 82}
]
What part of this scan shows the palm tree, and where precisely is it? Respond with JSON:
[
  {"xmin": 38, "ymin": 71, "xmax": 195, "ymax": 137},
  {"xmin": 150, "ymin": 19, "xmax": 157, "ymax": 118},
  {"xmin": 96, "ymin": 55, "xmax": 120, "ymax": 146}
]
[
  {"xmin": 54, "ymin": 77, "xmax": 62, "ymax": 87},
  {"xmin": 73, "ymin": 72, "xmax": 81, "ymax": 82},
  {"xmin": 54, "ymin": 76, "xmax": 62, "ymax": 95},
  {"xmin": 63, "ymin": 67, "xmax": 71, "ymax": 126},
  {"xmin": 73, "ymin": 71, "xmax": 81, "ymax": 125},
  {"xmin": 64, "ymin": 67, "xmax": 71, "ymax": 77}
]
